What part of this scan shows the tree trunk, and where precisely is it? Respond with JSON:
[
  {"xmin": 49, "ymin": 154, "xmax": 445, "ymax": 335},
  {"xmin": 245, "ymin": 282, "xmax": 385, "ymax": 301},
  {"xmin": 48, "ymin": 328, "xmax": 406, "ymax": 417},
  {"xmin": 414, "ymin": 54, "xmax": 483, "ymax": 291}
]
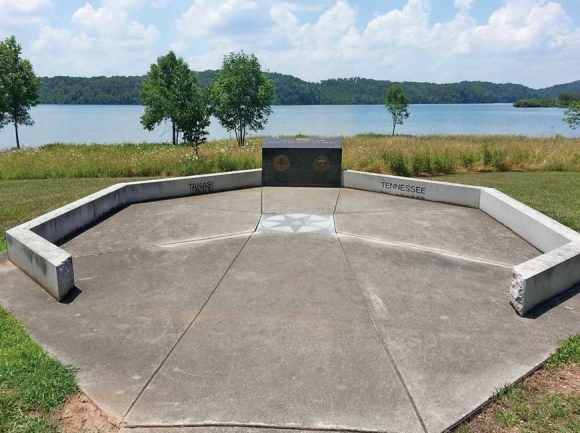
[
  {"xmin": 392, "ymin": 117, "xmax": 396, "ymax": 136},
  {"xmin": 14, "ymin": 121, "xmax": 20, "ymax": 149},
  {"xmin": 172, "ymin": 121, "xmax": 176, "ymax": 145}
]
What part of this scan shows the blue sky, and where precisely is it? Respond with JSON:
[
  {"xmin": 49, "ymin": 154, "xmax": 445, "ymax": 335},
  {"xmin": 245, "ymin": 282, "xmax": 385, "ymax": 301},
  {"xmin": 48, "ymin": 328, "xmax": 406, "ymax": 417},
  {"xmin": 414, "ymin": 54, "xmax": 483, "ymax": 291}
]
[{"xmin": 1, "ymin": 0, "xmax": 579, "ymax": 87}]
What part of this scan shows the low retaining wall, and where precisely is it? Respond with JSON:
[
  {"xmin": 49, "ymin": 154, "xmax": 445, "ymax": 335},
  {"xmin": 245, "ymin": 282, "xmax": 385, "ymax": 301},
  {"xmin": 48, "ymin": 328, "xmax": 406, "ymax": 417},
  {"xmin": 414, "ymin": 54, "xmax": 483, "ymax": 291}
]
[
  {"xmin": 6, "ymin": 170, "xmax": 261, "ymax": 301},
  {"xmin": 342, "ymin": 170, "xmax": 580, "ymax": 317},
  {"xmin": 342, "ymin": 170, "xmax": 482, "ymax": 208},
  {"xmin": 6, "ymin": 168, "xmax": 580, "ymax": 316}
]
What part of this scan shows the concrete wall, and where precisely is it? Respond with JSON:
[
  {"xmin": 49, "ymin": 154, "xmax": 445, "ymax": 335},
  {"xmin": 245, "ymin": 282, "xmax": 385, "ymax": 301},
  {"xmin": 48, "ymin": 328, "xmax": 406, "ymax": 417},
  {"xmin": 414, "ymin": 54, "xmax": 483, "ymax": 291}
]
[
  {"xmin": 511, "ymin": 242, "xmax": 580, "ymax": 315},
  {"xmin": 7, "ymin": 168, "xmax": 580, "ymax": 315},
  {"xmin": 6, "ymin": 170, "xmax": 261, "ymax": 301},
  {"xmin": 342, "ymin": 170, "xmax": 481, "ymax": 208},
  {"xmin": 6, "ymin": 228, "xmax": 74, "ymax": 301},
  {"xmin": 480, "ymin": 188, "xmax": 580, "ymax": 253}
]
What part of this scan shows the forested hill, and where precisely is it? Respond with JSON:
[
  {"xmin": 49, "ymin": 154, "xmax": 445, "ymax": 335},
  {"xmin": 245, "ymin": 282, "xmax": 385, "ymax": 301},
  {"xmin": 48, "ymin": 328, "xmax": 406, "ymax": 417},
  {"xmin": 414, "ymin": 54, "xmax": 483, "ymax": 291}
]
[{"xmin": 39, "ymin": 73, "xmax": 580, "ymax": 106}]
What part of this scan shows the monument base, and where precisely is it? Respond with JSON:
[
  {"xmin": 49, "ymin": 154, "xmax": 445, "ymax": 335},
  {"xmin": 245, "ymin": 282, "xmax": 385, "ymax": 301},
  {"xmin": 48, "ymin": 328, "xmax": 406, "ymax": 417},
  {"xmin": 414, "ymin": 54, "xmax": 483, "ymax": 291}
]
[{"xmin": 262, "ymin": 138, "xmax": 342, "ymax": 187}]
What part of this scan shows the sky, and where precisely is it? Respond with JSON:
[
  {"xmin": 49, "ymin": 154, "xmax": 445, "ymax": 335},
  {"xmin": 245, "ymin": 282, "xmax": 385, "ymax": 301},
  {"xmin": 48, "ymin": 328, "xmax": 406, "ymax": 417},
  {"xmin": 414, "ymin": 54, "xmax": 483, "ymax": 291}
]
[{"xmin": 0, "ymin": 0, "xmax": 579, "ymax": 88}]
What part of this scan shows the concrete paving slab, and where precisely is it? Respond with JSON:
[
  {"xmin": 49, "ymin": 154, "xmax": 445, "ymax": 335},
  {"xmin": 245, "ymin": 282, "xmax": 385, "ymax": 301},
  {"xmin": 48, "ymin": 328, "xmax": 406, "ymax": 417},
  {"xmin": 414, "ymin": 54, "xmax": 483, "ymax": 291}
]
[
  {"xmin": 262, "ymin": 187, "xmax": 340, "ymax": 214},
  {"xmin": 0, "ymin": 236, "xmax": 249, "ymax": 423},
  {"xmin": 336, "ymin": 188, "xmax": 459, "ymax": 214},
  {"xmin": 175, "ymin": 188, "xmax": 262, "ymax": 213},
  {"xmin": 340, "ymin": 235, "xmax": 580, "ymax": 433},
  {"xmin": 335, "ymin": 207, "xmax": 540, "ymax": 266},
  {"xmin": 125, "ymin": 233, "xmax": 423, "ymax": 433},
  {"xmin": 63, "ymin": 198, "xmax": 259, "ymax": 256}
]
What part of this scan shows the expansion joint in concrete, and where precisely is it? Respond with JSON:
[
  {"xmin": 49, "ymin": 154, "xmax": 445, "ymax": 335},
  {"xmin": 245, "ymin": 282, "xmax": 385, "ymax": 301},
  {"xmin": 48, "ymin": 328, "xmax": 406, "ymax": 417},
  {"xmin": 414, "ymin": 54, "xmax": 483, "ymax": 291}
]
[
  {"xmin": 120, "ymin": 232, "xmax": 255, "ymax": 425},
  {"xmin": 333, "ymin": 208, "xmax": 461, "ymax": 216},
  {"xmin": 70, "ymin": 232, "xmax": 254, "ymax": 258},
  {"xmin": 338, "ymin": 232, "xmax": 514, "ymax": 269},
  {"xmin": 336, "ymin": 235, "xmax": 429, "ymax": 433},
  {"xmin": 333, "ymin": 188, "xmax": 342, "ymax": 215},
  {"xmin": 121, "ymin": 422, "xmax": 397, "ymax": 433}
]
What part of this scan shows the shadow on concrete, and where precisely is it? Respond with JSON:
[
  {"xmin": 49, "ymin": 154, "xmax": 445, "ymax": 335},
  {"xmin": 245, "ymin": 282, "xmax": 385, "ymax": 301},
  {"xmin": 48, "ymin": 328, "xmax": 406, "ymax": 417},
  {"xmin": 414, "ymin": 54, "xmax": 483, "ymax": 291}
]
[
  {"xmin": 60, "ymin": 286, "xmax": 83, "ymax": 304},
  {"xmin": 525, "ymin": 285, "xmax": 580, "ymax": 319}
]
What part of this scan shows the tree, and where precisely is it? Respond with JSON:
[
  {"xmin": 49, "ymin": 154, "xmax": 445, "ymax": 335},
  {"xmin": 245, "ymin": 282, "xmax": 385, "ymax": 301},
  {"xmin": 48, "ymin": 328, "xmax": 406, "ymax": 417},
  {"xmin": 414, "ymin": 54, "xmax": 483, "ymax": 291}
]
[
  {"xmin": 171, "ymin": 64, "xmax": 211, "ymax": 156},
  {"xmin": 564, "ymin": 101, "xmax": 580, "ymax": 129},
  {"xmin": 385, "ymin": 86, "xmax": 410, "ymax": 136},
  {"xmin": 210, "ymin": 51, "xmax": 274, "ymax": 147},
  {"xmin": 141, "ymin": 51, "xmax": 183, "ymax": 144},
  {"xmin": 0, "ymin": 36, "xmax": 41, "ymax": 149}
]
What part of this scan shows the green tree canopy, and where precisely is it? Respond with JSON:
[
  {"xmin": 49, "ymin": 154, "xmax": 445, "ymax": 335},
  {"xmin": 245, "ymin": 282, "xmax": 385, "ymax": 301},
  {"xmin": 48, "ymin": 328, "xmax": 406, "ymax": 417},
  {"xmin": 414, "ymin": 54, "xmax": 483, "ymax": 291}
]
[
  {"xmin": 171, "ymin": 63, "xmax": 211, "ymax": 155},
  {"xmin": 0, "ymin": 36, "xmax": 41, "ymax": 149},
  {"xmin": 141, "ymin": 52, "xmax": 210, "ymax": 148},
  {"xmin": 385, "ymin": 86, "xmax": 410, "ymax": 136},
  {"xmin": 564, "ymin": 101, "xmax": 580, "ymax": 130},
  {"xmin": 210, "ymin": 51, "xmax": 275, "ymax": 147}
]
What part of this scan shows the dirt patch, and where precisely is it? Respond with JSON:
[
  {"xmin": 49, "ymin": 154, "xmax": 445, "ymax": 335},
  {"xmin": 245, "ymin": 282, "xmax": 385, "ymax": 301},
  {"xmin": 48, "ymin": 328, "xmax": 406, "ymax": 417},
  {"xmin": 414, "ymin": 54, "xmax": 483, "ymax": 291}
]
[
  {"xmin": 58, "ymin": 393, "xmax": 118, "ymax": 433},
  {"xmin": 530, "ymin": 363, "xmax": 580, "ymax": 397}
]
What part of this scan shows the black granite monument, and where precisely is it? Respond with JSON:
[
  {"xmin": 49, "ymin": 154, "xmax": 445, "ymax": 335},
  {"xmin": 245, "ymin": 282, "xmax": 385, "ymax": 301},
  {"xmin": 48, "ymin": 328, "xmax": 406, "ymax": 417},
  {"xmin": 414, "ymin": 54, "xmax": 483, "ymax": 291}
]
[{"xmin": 262, "ymin": 138, "xmax": 342, "ymax": 187}]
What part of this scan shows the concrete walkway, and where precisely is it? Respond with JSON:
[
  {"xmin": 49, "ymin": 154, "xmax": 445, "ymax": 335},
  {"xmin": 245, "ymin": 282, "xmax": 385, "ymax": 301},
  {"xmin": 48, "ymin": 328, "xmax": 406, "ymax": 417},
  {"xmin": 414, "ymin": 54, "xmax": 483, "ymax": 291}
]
[{"xmin": 1, "ymin": 187, "xmax": 579, "ymax": 433}]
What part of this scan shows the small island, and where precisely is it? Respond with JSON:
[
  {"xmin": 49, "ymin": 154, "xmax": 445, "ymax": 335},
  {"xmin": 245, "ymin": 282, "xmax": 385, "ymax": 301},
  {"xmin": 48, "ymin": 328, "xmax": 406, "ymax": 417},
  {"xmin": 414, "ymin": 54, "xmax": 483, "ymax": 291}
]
[{"xmin": 514, "ymin": 93, "xmax": 580, "ymax": 108}]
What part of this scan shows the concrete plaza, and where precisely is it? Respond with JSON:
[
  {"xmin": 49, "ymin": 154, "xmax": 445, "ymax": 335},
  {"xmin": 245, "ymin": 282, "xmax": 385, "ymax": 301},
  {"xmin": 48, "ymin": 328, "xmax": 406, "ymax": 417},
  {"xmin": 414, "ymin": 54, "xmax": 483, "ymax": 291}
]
[{"xmin": 1, "ymin": 187, "xmax": 579, "ymax": 433}]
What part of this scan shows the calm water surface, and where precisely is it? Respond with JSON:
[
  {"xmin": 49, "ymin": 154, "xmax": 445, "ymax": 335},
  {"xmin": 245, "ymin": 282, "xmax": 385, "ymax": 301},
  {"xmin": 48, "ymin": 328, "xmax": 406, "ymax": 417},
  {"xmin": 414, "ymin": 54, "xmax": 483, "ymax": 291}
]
[{"xmin": 0, "ymin": 103, "xmax": 577, "ymax": 149}]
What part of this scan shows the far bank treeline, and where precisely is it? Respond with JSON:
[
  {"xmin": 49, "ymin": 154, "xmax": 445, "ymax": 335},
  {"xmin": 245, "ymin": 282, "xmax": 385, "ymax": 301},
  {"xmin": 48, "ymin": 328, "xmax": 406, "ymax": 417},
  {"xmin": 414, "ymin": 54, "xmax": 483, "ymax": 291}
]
[{"xmin": 39, "ymin": 74, "xmax": 580, "ymax": 106}]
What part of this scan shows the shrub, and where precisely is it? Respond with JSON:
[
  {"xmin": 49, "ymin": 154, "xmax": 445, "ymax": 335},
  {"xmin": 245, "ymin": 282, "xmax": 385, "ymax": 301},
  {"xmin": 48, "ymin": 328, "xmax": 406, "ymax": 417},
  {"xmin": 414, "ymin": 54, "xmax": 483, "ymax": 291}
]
[
  {"xmin": 387, "ymin": 152, "xmax": 412, "ymax": 177},
  {"xmin": 460, "ymin": 153, "xmax": 478, "ymax": 168},
  {"xmin": 483, "ymin": 145, "xmax": 493, "ymax": 166},
  {"xmin": 433, "ymin": 153, "xmax": 457, "ymax": 174},
  {"xmin": 491, "ymin": 149, "xmax": 510, "ymax": 172},
  {"xmin": 412, "ymin": 154, "xmax": 433, "ymax": 176}
]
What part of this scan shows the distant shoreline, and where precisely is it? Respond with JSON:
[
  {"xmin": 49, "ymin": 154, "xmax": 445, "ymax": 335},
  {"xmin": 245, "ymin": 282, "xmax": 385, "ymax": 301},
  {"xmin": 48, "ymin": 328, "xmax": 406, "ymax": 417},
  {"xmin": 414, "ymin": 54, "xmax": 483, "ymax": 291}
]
[{"xmin": 39, "ymin": 75, "xmax": 580, "ymax": 106}]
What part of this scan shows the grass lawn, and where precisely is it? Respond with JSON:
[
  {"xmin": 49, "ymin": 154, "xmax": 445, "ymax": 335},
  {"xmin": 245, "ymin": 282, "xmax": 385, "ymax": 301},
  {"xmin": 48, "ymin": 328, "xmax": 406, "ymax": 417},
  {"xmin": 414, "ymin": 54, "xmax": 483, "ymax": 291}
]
[
  {"xmin": 1, "ymin": 171, "xmax": 579, "ymax": 432},
  {"xmin": 0, "ymin": 308, "xmax": 77, "ymax": 433}
]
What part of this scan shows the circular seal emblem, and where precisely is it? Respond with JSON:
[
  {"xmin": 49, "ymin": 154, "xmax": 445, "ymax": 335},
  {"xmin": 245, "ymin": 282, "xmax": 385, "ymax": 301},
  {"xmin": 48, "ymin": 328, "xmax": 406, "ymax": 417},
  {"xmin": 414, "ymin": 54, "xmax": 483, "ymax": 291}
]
[
  {"xmin": 313, "ymin": 155, "xmax": 329, "ymax": 172},
  {"xmin": 273, "ymin": 154, "xmax": 290, "ymax": 172}
]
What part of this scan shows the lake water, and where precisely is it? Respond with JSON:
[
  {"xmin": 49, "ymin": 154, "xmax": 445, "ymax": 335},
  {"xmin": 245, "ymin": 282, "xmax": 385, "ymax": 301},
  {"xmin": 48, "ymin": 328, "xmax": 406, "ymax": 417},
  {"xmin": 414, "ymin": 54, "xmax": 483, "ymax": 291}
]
[{"xmin": 0, "ymin": 103, "xmax": 578, "ymax": 149}]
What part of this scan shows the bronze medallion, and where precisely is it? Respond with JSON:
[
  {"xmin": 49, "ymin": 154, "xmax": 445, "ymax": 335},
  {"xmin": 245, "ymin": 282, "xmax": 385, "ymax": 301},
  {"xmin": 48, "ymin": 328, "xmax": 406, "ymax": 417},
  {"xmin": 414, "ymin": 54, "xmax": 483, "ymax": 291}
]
[
  {"xmin": 313, "ymin": 155, "xmax": 329, "ymax": 171},
  {"xmin": 273, "ymin": 154, "xmax": 290, "ymax": 172}
]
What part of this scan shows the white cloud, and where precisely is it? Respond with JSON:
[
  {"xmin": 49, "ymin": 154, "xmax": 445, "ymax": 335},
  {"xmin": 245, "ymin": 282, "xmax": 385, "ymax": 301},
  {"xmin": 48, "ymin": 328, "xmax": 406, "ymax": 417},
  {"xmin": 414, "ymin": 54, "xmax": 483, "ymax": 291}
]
[
  {"xmin": 30, "ymin": 0, "xmax": 160, "ymax": 76},
  {"xmin": 0, "ymin": 0, "xmax": 52, "ymax": 34},
  {"xmin": 472, "ymin": 0, "xmax": 573, "ymax": 51},
  {"xmin": 454, "ymin": 0, "xmax": 475, "ymax": 11},
  {"xmin": 0, "ymin": 0, "xmax": 51, "ymax": 14},
  {"xmin": 363, "ymin": 0, "xmax": 431, "ymax": 47},
  {"xmin": 175, "ymin": 0, "xmax": 260, "ymax": 38}
]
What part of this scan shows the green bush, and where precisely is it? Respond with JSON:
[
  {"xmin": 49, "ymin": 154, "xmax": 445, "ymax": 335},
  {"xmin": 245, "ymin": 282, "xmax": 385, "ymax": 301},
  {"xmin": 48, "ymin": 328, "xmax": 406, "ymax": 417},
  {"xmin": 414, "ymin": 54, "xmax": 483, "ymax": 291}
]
[
  {"xmin": 412, "ymin": 154, "xmax": 433, "ymax": 176},
  {"xmin": 460, "ymin": 153, "xmax": 478, "ymax": 168},
  {"xmin": 491, "ymin": 149, "xmax": 511, "ymax": 172},
  {"xmin": 483, "ymin": 145, "xmax": 493, "ymax": 166},
  {"xmin": 386, "ymin": 153, "xmax": 412, "ymax": 177},
  {"xmin": 433, "ymin": 153, "xmax": 457, "ymax": 174}
]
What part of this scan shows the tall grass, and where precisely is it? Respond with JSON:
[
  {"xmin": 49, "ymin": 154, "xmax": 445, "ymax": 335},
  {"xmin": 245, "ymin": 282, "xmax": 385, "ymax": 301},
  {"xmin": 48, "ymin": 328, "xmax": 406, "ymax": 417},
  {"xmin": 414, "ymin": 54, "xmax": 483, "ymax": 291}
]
[{"xmin": 1, "ymin": 135, "xmax": 579, "ymax": 180}]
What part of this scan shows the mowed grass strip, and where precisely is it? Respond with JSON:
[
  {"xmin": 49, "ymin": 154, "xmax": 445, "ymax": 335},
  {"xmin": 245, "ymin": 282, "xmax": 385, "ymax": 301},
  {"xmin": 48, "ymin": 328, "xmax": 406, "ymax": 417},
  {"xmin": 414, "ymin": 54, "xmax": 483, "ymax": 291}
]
[
  {"xmin": 0, "ymin": 308, "xmax": 77, "ymax": 433},
  {"xmin": 1, "ymin": 135, "xmax": 580, "ymax": 180},
  {"xmin": 0, "ymin": 177, "xmax": 147, "ymax": 251}
]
